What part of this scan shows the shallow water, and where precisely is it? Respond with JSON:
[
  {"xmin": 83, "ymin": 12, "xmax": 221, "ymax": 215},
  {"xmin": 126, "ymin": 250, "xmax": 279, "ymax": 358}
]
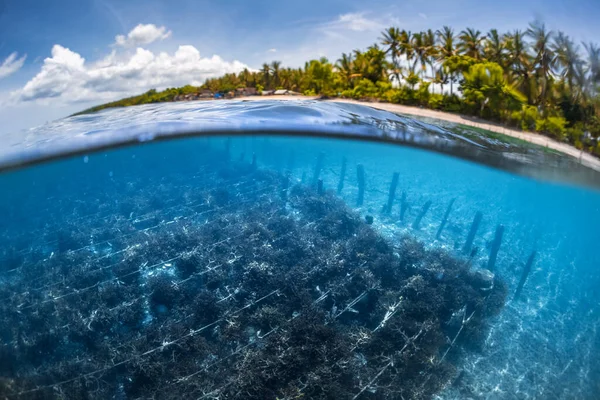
[{"xmin": 1, "ymin": 101, "xmax": 599, "ymax": 399}]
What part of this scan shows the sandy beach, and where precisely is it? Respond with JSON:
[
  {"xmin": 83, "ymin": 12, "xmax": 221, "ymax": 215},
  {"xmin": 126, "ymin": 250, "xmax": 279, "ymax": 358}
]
[{"xmin": 238, "ymin": 95, "xmax": 600, "ymax": 172}]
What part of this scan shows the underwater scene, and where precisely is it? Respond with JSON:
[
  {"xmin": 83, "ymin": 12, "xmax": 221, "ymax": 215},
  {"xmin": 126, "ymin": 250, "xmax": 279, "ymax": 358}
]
[{"xmin": 0, "ymin": 101, "xmax": 599, "ymax": 399}]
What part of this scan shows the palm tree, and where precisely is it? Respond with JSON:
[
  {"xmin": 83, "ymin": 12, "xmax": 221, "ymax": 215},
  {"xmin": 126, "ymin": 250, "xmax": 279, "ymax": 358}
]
[
  {"xmin": 336, "ymin": 52, "xmax": 355, "ymax": 87},
  {"xmin": 399, "ymin": 30, "xmax": 415, "ymax": 72},
  {"xmin": 527, "ymin": 20, "xmax": 555, "ymax": 110},
  {"xmin": 270, "ymin": 61, "xmax": 282, "ymax": 88},
  {"xmin": 484, "ymin": 29, "xmax": 505, "ymax": 66},
  {"xmin": 584, "ymin": 42, "xmax": 600, "ymax": 92},
  {"xmin": 424, "ymin": 29, "xmax": 438, "ymax": 90},
  {"xmin": 261, "ymin": 63, "xmax": 271, "ymax": 89},
  {"xmin": 436, "ymin": 26, "xmax": 456, "ymax": 94},
  {"xmin": 504, "ymin": 30, "xmax": 536, "ymax": 105},
  {"xmin": 411, "ymin": 32, "xmax": 430, "ymax": 78},
  {"xmin": 437, "ymin": 26, "xmax": 456, "ymax": 59},
  {"xmin": 458, "ymin": 28, "xmax": 484, "ymax": 59},
  {"xmin": 552, "ymin": 32, "xmax": 583, "ymax": 99},
  {"xmin": 380, "ymin": 27, "xmax": 404, "ymax": 84},
  {"xmin": 381, "ymin": 27, "xmax": 401, "ymax": 63}
]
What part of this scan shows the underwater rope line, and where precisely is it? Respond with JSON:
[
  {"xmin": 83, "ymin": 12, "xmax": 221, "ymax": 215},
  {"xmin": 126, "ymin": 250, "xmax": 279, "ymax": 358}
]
[
  {"xmin": 9, "ymin": 209, "xmax": 354, "ymax": 395},
  {"xmin": 0, "ymin": 177, "xmax": 279, "ymax": 281},
  {"xmin": 1, "ymin": 166, "xmax": 225, "ymax": 246},
  {"xmin": 13, "ymin": 192, "xmax": 282, "ymax": 312},
  {"xmin": 14, "ymin": 289, "xmax": 282, "ymax": 397},
  {"xmin": 20, "ymin": 182, "xmax": 277, "ymax": 292},
  {"xmin": 2, "ymin": 207, "xmax": 304, "ymax": 351},
  {"xmin": 0, "ymin": 172, "xmax": 266, "ymax": 265}
]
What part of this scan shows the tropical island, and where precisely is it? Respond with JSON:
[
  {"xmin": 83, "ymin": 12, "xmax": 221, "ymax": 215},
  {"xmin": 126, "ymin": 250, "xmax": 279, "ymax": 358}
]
[{"xmin": 75, "ymin": 21, "xmax": 600, "ymax": 158}]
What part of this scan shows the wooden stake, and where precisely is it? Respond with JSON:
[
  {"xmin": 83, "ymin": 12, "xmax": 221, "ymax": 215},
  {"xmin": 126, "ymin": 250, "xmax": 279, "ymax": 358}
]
[
  {"xmin": 514, "ymin": 251, "xmax": 536, "ymax": 300},
  {"xmin": 487, "ymin": 225, "xmax": 504, "ymax": 271},
  {"xmin": 385, "ymin": 172, "xmax": 400, "ymax": 215},
  {"xmin": 399, "ymin": 192, "xmax": 408, "ymax": 221},
  {"xmin": 462, "ymin": 211, "xmax": 482, "ymax": 255},
  {"xmin": 337, "ymin": 157, "xmax": 347, "ymax": 195},
  {"xmin": 435, "ymin": 198, "xmax": 456, "ymax": 240},
  {"xmin": 412, "ymin": 200, "xmax": 432, "ymax": 230}
]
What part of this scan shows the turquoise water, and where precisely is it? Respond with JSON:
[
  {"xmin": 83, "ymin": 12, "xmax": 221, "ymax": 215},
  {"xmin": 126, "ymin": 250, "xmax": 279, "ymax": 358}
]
[{"xmin": 0, "ymin": 102, "xmax": 599, "ymax": 399}]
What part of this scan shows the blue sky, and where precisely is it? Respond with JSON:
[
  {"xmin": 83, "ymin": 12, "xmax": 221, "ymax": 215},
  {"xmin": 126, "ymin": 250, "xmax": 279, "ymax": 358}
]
[{"xmin": 0, "ymin": 0, "xmax": 599, "ymax": 134}]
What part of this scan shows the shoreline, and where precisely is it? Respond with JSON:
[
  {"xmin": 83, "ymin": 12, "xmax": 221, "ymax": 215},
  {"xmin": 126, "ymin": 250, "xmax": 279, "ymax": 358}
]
[{"xmin": 236, "ymin": 95, "xmax": 600, "ymax": 172}]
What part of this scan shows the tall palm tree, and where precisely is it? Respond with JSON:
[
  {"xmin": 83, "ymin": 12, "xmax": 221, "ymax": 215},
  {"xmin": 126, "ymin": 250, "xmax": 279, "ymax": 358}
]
[
  {"xmin": 552, "ymin": 32, "xmax": 582, "ymax": 99},
  {"xmin": 484, "ymin": 29, "xmax": 505, "ymax": 66},
  {"xmin": 527, "ymin": 20, "xmax": 555, "ymax": 110},
  {"xmin": 381, "ymin": 27, "xmax": 401, "ymax": 63},
  {"xmin": 261, "ymin": 63, "xmax": 271, "ymax": 89},
  {"xmin": 424, "ymin": 29, "xmax": 438, "ymax": 89},
  {"xmin": 458, "ymin": 28, "xmax": 484, "ymax": 59},
  {"xmin": 584, "ymin": 42, "xmax": 600, "ymax": 91},
  {"xmin": 411, "ymin": 32, "xmax": 430, "ymax": 77},
  {"xmin": 380, "ymin": 27, "xmax": 404, "ymax": 83},
  {"xmin": 336, "ymin": 52, "xmax": 355, "ymax": 87},
  {"xmin": 436, "ymin": 26, "xmax": 456, "ymax": 94},
  {"xmin": 504, "ymin": 30, "xmax": 535, "ymax": 105},
  {"xmin": 270, "ymin": 61, "xmax": 282, "ymax": 88},
  {"xmin": 436, "ymin": 26, "xmax": 456, "ymax": 59},
  {"xmin": 399, "ymin": 30, "xmax": 415, "ymax": 72}
]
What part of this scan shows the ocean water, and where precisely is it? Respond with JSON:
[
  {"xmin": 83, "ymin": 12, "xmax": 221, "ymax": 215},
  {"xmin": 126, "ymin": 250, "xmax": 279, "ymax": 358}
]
[{"xmin": 0, "ymin": 101, "xmax": 599, "ymax": 399}]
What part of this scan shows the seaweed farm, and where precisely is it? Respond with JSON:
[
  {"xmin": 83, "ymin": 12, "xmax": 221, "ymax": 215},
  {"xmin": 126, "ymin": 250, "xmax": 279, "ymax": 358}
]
[{"xmin": 1, "ymin": 103, "xmax": 600, "ymax": 399}]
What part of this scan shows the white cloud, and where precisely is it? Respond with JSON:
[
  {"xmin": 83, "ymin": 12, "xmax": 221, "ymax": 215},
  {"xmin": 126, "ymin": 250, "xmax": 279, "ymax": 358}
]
[
  {"xmin": 12, "ymin": 43, "xmax": 249, "ymax": 104},
  {"xmin": 115, "ymin": 23, "xmax": 172, "ymax": 47},
  {"xmin": 0, "ymin": 52, "xmax": 27, "ymax": 79},
  {"xmin": 418, "ymin": 13, "xmax": 428, "ymax": 20},
  {"xmin": 327, "ymin": 13, "xmax": 385, "ymax": 32},
  {"xmin": 267, "ymin": 48, "xmax": 277, "ymax": 53}
]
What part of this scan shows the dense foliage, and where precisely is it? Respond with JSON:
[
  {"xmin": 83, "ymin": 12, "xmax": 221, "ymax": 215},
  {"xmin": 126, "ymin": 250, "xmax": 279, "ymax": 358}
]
[{"xmin": 78, "ymin": 21, "xmax": 600, "ymax": 156}]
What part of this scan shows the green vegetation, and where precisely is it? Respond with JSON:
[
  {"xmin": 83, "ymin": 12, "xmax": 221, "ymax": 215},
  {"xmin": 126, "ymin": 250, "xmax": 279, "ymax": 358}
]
[{"xmin": 77, "ymin": 20, "xmax": 600, "ymax": 157}]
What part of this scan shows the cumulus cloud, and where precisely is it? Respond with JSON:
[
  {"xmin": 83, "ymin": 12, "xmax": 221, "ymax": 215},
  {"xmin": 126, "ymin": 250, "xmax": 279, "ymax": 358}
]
[
  {"xmin": 115, "ymin": 23, "xmax": 172, "ymax": 47},
  {"xmin": 0, "ymin": 52, "xmax": 27, "ymax": 79},
  {"xmin": 13, "ymin": 43, "xmax": 249, "ymax": 104}
]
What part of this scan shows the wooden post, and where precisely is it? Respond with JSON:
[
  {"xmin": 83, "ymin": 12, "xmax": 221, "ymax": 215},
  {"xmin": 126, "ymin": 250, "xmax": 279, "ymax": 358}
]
[
  {"xmin": 385, "ymin": 172, "xmax": 400, "ymax": 215},
  {"xmin": 399, "ymin": 192, "xmax": 408, "ymax": 222},
  {"xmin": 435, "ymin": 198, "xmax": 455, "ymax": 240},
  {"xmin": 356, "ymin": 164, "xmax": 365, "ymax": 206},
  {"xmin": 312, "ymin": 152, "xmax": 325, "ymax": 186},
  {"xmin": 514, "ymin": 251, "xmax": 536, "ymax": 300},
  {"xmin": 462, "ymin": 211, "xmax": 483, "ymax": 255},
  {"xmin": 317, "ymin": 179, "xmax": 324, "ymax": 196},
  {"xmin": 487, "ymin": 225, "xmax": 504, "ymax": 271},
  {"xmin": 337, "ymin": 157, "xmax": 347, "ymax": 195},
  {"xmin": 412, "ymin": 200, "xmax": 432, "ymax": 230}
]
